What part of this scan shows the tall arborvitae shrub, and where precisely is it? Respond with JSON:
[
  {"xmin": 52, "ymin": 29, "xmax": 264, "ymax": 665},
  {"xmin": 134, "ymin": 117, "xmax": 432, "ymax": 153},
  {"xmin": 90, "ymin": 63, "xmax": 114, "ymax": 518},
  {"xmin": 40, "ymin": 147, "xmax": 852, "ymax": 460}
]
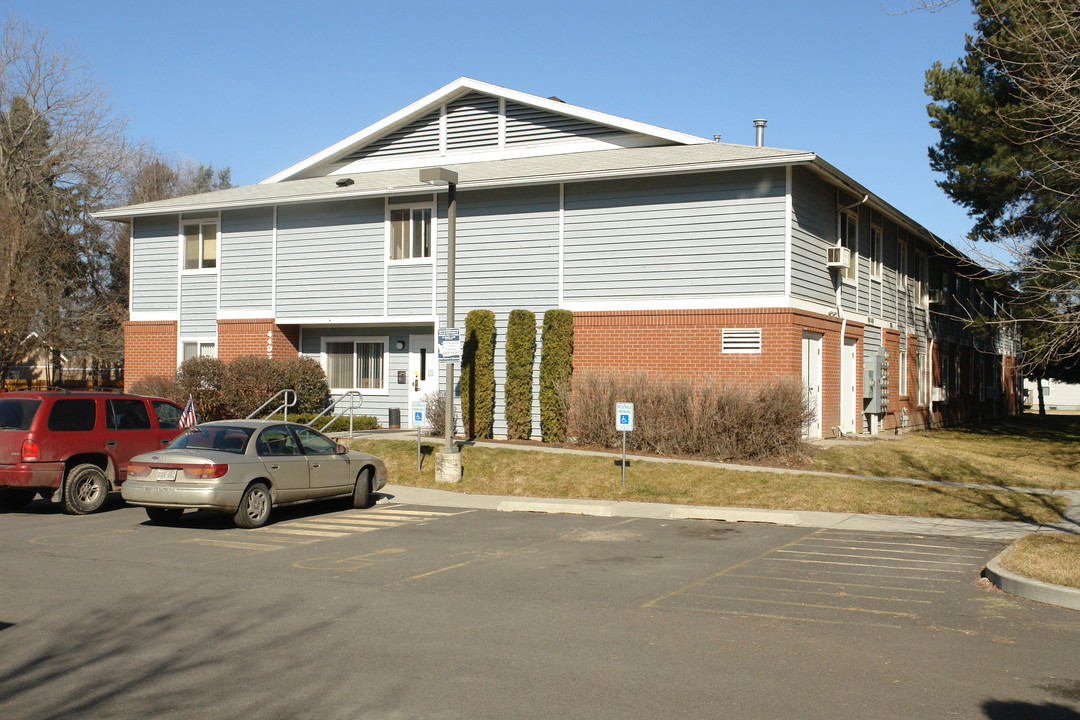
[
  {"xmin": 539, "ymin": 309, "xmax": 573, "ymax": 443},
  {"xmin": 504, "ymin": 309, "xmax": 537, "ymax": 440},
  {"xmin": 460, "ymin": 309, "xmax": 496, "ymax": 439}
]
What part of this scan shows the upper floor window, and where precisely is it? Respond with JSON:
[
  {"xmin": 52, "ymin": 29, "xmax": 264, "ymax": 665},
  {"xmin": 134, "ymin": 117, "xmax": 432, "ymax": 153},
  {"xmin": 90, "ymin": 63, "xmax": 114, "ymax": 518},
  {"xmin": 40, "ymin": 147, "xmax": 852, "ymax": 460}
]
[
  {"xmin": 914, "ymin": 251, "xmax": 929, "ymax": 306},
  {"xmin": 183, "ymin": 220, "xmax": 217, "ymax": 270},
  {"xmin": 896, "ymin": 236, "xmax": 908, "ymax": 287},
  {"xmin": 390, "ymin": 207, "xmax": 432, "ymax": 260},
  {"xmin": 839, "ymin": 212, "xmax": 857, "ymax": 283},
  {"xmin": 869, "ymin": 223, "xmax": 883, "ymax": 280}
]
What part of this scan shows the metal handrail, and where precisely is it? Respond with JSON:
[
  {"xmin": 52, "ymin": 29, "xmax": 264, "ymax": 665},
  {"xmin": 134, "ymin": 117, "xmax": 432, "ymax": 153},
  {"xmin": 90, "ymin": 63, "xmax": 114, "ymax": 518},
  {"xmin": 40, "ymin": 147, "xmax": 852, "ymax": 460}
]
[
  {"xmin": 306, "ymin": 391, "xmax": 365, "ymax": 436},
  {"xmin": 246, "ymin": 389, "xmax": 298, "ymax": 421}
]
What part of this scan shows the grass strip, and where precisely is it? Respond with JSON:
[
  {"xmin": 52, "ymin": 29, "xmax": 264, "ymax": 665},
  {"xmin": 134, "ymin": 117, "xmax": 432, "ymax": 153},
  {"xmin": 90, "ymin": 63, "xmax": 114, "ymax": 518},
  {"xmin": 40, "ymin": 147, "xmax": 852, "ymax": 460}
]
[
  {"xmin": 999, "ymin": 533, "xmax": 1080, "ymax": 589},
  {"xmin": 350, "ymin": 439, "xmax": 1065, "ymax": 524},
  {"xmin": 807, "ymin": 414, "xmax": 1080, "ymax": 490}
]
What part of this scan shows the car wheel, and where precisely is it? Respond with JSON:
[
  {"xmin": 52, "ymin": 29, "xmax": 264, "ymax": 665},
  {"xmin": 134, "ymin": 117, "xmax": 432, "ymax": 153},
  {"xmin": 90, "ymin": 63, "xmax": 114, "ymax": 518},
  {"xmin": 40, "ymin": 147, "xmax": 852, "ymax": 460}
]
[
  {"xmin": 145, "ymin": 506, "xmax": 184, "ymax": 525},
  {"xmin": 62, "ymin": 464, "xmax": 110, "ymax": 515},
  {"xmin": 234, "ymin": 482, "xmax": 271, "ymax": 529},
  {"xmin": 352, "ymin": 468, "xmax": 374, "ymax": 509},
  {"xmin": 0, "ymin": 488, "xmax": 35, "ymax": 512}
]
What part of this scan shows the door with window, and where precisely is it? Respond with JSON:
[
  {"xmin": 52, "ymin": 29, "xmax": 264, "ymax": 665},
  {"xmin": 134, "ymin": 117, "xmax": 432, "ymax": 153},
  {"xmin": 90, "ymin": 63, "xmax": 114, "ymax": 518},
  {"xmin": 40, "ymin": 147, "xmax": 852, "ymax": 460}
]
[
  {"xmin": 408, "ymin": 334, "xmax": 438, "ymax": 428},
  {"xmin": 801, "ymin": 332, "xmax": 823, "ymax": 439}
]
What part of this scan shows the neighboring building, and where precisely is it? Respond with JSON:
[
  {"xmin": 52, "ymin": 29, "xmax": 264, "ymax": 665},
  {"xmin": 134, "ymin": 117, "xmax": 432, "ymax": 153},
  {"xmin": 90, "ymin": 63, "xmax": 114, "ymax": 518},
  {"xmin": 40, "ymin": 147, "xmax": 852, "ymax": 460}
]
[
  {"xmin": 97, "ymin": 78, "xmax": 1021, "ymax": 438},
  {"xmin": 1023, "ymin": 378, "xmax": 1080, "ymax": 412}
]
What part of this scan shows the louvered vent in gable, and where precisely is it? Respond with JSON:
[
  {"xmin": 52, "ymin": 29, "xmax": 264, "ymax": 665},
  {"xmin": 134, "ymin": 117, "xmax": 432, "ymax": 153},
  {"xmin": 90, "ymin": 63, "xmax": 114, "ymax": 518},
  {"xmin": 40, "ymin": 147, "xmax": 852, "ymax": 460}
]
[
  {"xmin": 721, "ymin": 328, "xmax": 762, "ymax": 354},
  {"xmin": 446, "ymin": 93, "xmax": 500, "ymax": 151},
  {"xmin": 505, "ymin": 102, "xmax": 622, "ymax": 145},
  {"xmin": 341, "ymin": 110, "xmax": 441, "ymax": 163}
]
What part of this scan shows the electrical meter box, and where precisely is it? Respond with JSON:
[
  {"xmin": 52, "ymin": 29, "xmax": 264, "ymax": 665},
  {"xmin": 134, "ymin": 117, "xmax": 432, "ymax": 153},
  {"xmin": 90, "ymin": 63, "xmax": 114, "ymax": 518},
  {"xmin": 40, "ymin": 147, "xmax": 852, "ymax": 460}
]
[{"xmin": 863, "ymin": 350, "xmax": 890, "ymax": 414}]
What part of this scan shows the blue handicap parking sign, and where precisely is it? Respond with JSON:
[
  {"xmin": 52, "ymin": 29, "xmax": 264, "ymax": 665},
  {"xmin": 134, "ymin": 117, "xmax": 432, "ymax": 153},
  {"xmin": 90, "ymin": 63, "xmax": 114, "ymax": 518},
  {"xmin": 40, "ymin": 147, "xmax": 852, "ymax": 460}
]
[
  {"xmin": 620, "ymin": 414, "xmax": 630, "ymax": 424},
  {"xmin": 414, "ymin": 412, "xmax": 423, "ymax": 422}
]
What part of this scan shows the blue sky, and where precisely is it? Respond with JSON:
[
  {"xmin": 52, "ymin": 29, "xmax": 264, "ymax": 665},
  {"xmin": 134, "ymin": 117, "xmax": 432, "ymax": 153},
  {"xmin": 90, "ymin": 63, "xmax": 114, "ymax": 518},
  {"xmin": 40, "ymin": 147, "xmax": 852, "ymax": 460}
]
[{"xmin": 9, "ymin": 0, "xmax": 979, "ymax": 245}]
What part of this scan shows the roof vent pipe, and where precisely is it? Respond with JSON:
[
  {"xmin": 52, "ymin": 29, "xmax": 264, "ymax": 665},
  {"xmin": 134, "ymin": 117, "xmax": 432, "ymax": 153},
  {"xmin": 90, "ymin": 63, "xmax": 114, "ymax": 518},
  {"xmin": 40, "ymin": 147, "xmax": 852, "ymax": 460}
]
[{"xmin": 753, "ymin": 119, "xmax": 767, "ymax": 146}]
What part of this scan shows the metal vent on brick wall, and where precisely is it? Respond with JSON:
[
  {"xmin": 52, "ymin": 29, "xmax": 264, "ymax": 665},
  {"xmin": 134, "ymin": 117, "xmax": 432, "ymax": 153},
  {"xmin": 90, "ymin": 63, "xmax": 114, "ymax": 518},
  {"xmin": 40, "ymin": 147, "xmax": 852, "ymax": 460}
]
[{"xmin": 721, "ymin": 328, "xmax": 762, "ymax": 354}]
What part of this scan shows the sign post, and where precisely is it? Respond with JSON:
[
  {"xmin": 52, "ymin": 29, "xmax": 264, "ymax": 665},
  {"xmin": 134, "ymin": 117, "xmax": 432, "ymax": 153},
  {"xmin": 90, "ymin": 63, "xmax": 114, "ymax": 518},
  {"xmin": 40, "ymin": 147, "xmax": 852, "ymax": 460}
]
[
  {"xmin": 411, "ymin": 401, "xmax": 427, "ymax": 472},
  {"xmin": 615, "ymin": 402, "xmax": 635, "ymax": 488}
]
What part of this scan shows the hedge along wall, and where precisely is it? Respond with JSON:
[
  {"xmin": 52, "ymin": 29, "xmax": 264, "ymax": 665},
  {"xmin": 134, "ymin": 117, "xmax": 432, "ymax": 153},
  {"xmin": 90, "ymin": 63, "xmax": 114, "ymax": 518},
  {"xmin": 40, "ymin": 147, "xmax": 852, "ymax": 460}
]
[
  {"xmin": 461, "ymin": 309, "xmax": 496, "ymax": 439},
  {"xmin": 504, "ymin": 309, "xmax": 537, "ymax": 440},
  {"xmin": 540, "ymin": 309, "xmax": 574, "ymax": 442}
]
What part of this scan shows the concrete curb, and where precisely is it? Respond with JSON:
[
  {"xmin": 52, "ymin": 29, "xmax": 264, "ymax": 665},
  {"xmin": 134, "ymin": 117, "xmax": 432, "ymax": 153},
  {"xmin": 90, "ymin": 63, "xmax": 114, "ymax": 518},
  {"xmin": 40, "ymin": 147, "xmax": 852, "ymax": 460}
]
[
  {"xmin": 982, "ymin": 554, "xmax": 1080, "ymax": 611},
  {"xmin": 669, "ymin": 507, "xmax": 801, "ymax": 525},
  {"xmin": 497, "ymin": 501, "xmax": 614, "ymax": 517}
]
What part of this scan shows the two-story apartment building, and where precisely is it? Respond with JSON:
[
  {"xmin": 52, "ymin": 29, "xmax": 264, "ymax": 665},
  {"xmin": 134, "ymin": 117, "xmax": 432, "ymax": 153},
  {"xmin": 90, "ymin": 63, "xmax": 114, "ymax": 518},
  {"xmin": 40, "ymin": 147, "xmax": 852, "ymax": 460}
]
[{"xmin": 98, "ymin": 78, "xmax": 1021, "ymax": 438}]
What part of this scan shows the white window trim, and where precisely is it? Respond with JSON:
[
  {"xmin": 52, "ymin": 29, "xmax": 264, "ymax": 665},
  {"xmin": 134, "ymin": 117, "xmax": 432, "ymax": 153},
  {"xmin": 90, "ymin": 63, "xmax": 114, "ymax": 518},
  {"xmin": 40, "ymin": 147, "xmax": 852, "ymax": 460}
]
[
  {"xmin": 178, "ymin": 338, "xmax": 218, "ymax": 367},
  {"xmin": 899, "ymin": 348, "xmax": 908, "ymax": 397},
  {"xmin": 914, "ymin": 250, "xmax": 929, "ymax": 307},
  {"xmin": 840, "ymin": 211, "xmax": 858, "ymax": 287},
  {"xmin": 321, "ymin": 335, "xmax": 390, "ymax": 396},
  {"xmin": 179, "ymin": 215, "xmax": 220, "ymax": 274},
  {"xmin": 386, "ymin": 202, "xmax": 435, "ymax": 264}
]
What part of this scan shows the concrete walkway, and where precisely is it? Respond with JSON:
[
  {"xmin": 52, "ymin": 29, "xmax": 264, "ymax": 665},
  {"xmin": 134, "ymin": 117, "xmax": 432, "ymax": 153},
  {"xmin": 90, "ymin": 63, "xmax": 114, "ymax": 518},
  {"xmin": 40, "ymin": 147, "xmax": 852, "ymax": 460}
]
[{"xmin": 347, "ymin": 429, "xmax": 1080, "ymax": 610}]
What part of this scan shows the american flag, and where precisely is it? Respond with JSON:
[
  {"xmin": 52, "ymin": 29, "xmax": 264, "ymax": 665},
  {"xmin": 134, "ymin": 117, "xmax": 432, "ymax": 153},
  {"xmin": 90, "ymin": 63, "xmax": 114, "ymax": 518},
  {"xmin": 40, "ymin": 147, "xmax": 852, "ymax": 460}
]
[{"xmin": 179, "ymin": 395, "xmax": 196, "ymax": 428}]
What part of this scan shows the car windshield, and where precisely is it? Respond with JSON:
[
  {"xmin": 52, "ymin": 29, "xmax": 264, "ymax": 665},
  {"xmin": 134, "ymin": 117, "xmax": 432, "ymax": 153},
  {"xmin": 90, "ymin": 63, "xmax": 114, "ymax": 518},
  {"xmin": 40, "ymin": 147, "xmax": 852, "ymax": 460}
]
[
  {"xmin": 0, "ymin": 399, "xmax": 41, "ymax": 430},
  {"xmin": 169, "ymin": 425, "xmax": 253, "ymax": 454}
]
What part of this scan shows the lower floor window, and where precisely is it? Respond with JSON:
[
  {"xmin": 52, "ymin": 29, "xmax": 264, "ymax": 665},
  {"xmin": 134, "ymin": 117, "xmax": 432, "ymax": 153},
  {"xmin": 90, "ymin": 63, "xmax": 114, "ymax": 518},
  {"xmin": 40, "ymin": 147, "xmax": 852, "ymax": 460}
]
[
  {"xmin": 325, "ymin": 338, "xmax": 386, "ymax": 391},
  {"xmin": 182, "ymin": 341, "xmax": 216, "ymax": 362}
]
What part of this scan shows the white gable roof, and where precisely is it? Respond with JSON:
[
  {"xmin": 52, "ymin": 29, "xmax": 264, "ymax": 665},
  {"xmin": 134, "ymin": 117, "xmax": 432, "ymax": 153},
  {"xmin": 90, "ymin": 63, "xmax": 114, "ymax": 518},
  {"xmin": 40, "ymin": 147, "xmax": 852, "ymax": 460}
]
[{"xmin": 262, "ymin": 77, "xmax": 712, "ymax": 184}]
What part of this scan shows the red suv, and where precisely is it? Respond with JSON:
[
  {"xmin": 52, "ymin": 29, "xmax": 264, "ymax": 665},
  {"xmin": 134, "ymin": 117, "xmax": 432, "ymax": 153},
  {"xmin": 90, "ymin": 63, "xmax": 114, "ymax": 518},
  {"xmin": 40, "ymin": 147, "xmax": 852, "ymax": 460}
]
[{"xmin": 0, "ymin": 390, "xmax": 186, "ymax": 514}]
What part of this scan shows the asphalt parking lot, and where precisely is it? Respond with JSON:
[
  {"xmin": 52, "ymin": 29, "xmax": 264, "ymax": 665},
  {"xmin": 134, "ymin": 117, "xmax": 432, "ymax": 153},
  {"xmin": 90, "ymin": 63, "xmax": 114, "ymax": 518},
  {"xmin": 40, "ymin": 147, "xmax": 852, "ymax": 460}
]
[{"xmin": 1, "ymin": 496, "xmax": 1078, "ymax": 719}]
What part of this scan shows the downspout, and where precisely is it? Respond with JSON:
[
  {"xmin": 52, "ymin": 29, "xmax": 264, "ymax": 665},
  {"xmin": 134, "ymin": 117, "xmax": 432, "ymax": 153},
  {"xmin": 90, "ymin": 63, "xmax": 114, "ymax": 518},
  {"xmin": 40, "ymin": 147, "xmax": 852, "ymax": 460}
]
[{"xmin": 835, "ymin": 193, "xmax": 868, "ymax": 435}]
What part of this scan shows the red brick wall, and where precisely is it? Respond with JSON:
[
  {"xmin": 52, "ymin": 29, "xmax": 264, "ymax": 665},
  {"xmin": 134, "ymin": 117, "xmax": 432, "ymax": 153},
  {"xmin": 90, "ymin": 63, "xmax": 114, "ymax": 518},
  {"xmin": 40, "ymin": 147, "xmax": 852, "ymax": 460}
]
[
  {"xmin": 217, "ymin": 320, "xmax": 300, "ymax": 361},
  {"xmin": 123, "ymin": 320, "xmax": 177, "ymax": 391},
  {"xmin": 573, "ymin": 308, "xmax": 866, "ymax": 435}
]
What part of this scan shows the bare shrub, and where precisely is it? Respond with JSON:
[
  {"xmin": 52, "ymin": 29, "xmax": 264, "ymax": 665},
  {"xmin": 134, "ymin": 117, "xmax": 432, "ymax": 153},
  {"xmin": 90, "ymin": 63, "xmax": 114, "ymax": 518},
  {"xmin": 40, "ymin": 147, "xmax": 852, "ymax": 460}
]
[
  {"xmin": 424, "ymin": 390, "xmax": 458, "ymax": 438},
  {"xmin": 567, "ymin": 371, "xmax": 810, "ymax": 461},
  {"xmin": 127, "ymin": 375, "xmax": 179, "ymax": 401}
]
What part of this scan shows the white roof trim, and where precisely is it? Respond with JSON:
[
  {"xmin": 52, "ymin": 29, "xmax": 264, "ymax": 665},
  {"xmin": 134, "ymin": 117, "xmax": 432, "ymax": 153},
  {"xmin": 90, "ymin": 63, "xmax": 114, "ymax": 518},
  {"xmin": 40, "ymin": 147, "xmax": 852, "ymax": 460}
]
[{"xmin": 261, "ymin": 77, "xmax": 711, "ymax": 184}]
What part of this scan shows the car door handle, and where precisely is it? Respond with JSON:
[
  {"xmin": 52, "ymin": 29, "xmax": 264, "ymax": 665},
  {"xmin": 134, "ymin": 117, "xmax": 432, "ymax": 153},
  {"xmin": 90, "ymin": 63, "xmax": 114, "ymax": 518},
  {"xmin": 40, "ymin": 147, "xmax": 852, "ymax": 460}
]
[
  {"xmin": 106, "ymin": 440, "xmax": 117, "ymax": 446},
  {"xmin": 269, "ymin": 464, "xmax": 280, "ymax": 469},
  {"xmin": 160, "ymin": 439, "xmax": 170, "ymax": 445},
  {"xmin": 311, "ymin": 463, "xmax": 321, "ymax": 469}
]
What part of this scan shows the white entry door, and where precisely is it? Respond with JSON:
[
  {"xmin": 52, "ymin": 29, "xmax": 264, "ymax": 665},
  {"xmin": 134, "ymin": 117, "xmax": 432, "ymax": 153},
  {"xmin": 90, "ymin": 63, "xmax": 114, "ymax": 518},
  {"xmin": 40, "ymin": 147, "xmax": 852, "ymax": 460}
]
[
  {"xmin": 841, "ymin": 337, "xmax": 858, "ymax": 435},
  {"xmin": 408, "ymin": 334, "xmax": 438, "ymax": 429},
  {"xmin": 801, "ymin": 332, "xmax": 823, "ymax": 439}
]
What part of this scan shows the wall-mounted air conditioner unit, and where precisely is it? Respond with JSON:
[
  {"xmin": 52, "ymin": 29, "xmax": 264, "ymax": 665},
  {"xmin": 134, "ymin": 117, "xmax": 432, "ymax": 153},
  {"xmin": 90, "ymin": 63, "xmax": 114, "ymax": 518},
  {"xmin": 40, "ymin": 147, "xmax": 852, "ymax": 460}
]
[
  {"xmin": 827, "ymin": 246, "xmax": 851, "ymax": 268},
  {"xmin": 928, "ymin": 289, "xmax": 946, "ymax": 305},
  {"xmin": 931, "ymin": 387, "xmax": 947, "ymax": 403}
]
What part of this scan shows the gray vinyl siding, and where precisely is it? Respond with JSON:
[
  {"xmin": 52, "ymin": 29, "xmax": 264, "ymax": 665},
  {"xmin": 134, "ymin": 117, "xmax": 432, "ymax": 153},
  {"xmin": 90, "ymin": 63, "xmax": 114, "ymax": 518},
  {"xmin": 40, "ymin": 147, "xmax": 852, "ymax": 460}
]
[
  {"xmin": 131, "ymin": 215, "xmax": 179, "ymax": 313},
  {"xmin": 563, "ymin": 170, "xmax": 787, "ymax": 301},
  {"xmin": 179, "ymin": 274, "xmax": 217, "ymax": 335},
  {"xmin": 342, "ymin": 111, "xmax": 441, "ymax": 163},
  {"xmin": 505, "ymin": 102, "xmax": 621, "ymax": 145},
  {"xmin": 387, "ymin": 264, "xmax": 433, "ymax": 315},
  {"xmin": 446, "ymin": 93, "xmax": 500, "ymax": 151},
  {"xmin": 433, "ymin": 186, "xmax": 561, "ymax": 437},
  {"xmin": 220, "ymin": 207, "xmax": 273, "ymax": 311},
  {"xmin": 790, "ymin": 168, "xmax": 836, "ymax": 307},
  {"xmin": 275, "ymin": 199, "xmax": 384, "ymax": 318}
]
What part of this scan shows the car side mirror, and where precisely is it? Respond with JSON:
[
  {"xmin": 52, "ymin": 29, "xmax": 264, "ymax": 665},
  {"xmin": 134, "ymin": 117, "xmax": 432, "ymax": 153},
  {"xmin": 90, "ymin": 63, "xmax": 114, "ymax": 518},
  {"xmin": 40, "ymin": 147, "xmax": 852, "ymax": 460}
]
[{"xmin": 336, "ymin": 443, "xmax": 348, "ymax": 454}]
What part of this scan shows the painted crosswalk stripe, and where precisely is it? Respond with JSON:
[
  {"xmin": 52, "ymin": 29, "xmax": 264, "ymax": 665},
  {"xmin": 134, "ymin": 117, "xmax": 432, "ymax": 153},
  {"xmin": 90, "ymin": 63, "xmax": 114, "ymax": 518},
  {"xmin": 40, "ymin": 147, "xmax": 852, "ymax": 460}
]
[
  {"xmin": 184, "ymin": 538, "xmax": 284, "ymax": 551},
  {"xmin": 253, "ymin": 527, "xmax": 352, "ymax": 538},
  {"xmin": 304, "ymin": 517, "xmax": 405, "ymax": 527},
  {"xmin": 366, "ymin": 509, "xmax": 462, "ymax": 517}
]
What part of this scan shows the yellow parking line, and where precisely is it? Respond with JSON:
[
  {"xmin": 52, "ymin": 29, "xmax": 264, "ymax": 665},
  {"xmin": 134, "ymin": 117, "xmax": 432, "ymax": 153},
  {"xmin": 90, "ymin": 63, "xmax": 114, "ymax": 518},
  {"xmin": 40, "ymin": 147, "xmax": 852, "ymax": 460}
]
[
  {"xmin": 367, "ymin": 509, "xmax": 464, "ymax": 517},
  {"xmin": 682, "ymin": 592, "xmax": 918, "ymax": 618},
  {"xmin": 274, "ymin": 522, "xmax": 382, "ymax": 532},
  {"xmin": 667, "ymin": 607, "xmax": 904, "ymax": 630},
  {"xmin": 795, "ymin": 542, "xmax": 986, "ymax": 558},
  {"xmin": 306, "ymin": 517, "xmax": 406, "ymax": 527}
]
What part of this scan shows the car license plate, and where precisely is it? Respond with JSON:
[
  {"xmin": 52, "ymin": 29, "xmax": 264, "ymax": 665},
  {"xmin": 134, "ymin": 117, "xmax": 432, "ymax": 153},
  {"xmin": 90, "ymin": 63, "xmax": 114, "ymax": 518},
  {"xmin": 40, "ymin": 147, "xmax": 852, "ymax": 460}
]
[{"xmin": 155, "ymin": 468, "xmax": 177, "ymax": 482}]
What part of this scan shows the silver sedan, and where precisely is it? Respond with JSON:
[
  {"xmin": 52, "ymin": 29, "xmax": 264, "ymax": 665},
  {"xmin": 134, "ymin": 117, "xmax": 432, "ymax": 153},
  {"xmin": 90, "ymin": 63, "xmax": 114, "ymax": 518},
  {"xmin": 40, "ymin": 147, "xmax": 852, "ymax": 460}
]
[{"xmin": 121, "ymin": 419, "xmax": 388, "ymax": 528}]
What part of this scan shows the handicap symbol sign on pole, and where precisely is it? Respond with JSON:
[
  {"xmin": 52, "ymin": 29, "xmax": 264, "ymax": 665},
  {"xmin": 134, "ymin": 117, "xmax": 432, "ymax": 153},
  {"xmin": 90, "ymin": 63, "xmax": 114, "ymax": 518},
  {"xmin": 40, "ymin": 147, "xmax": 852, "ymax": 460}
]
[
  {"xmin": 615, "ymin": 402, "xmax": 634, "ymax": 487},
  {"xmin": 412, "ymin": 401, "xmax": 427, "ymax": 472}
]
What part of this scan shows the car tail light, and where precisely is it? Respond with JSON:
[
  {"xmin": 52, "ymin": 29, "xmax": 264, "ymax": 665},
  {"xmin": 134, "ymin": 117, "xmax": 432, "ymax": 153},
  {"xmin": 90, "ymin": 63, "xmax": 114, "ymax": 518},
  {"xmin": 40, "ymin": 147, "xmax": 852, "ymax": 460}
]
[
  {"xmin": 183, "ymin": 464, "xmax": 229, "ymax": 480},
  {"xmin": 127, "ymin": 462, "xmax": 153, "ymax": 477},
  {"xmin": 20, "ymin": 439, "xmax": 41, "ymax": 462}
]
